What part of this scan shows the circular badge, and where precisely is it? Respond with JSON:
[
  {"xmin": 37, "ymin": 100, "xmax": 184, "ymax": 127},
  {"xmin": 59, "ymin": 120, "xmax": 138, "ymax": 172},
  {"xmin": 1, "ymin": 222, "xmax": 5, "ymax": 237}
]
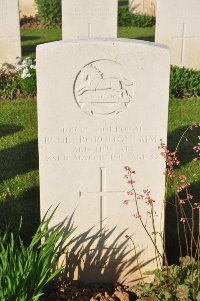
[{"xmin": 74, "ymin": 59, "xmax": 134, "ymax": 117}]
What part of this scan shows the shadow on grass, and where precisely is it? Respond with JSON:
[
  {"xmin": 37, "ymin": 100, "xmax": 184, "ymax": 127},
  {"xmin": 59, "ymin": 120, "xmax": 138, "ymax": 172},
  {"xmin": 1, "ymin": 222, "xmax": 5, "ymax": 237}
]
[
  {"xmin": 0, "ymin": 136, "xmax": 39, "ymax": 244},
  {"xmin": 22, "ymin": 44, "xmax": 38, "ymax": 57},
  {"xmin": 21, "ymin": 35, "xmax": 40, "ymax": 42},
  {"xmin": 22, "ymin": 38, "xmax": 60, "ymax": 57},
  {"xmin": 167, "ymin": 124, "xmax": 200, "ymax": 167},
  {"xmin": 0, "ymin": 139, "xmax": 38, "ymax": 182},
  {"xmin": 118, "ymin": 0, "xmax": 128, "ymax": 7},
  {"xmin": 0, "ymin": 186, "xmax": 40, "ymax": 245},
  {"xmin": 0, "ymin": 124, "xmax": 24, "ymax": 138},
  {"xmin": 135, "ymin": 35, "xmax": 155, "ymax": 42},
  {"xmin": 165, "ymin": 181, "xmax": 200, "ymax": 265}
]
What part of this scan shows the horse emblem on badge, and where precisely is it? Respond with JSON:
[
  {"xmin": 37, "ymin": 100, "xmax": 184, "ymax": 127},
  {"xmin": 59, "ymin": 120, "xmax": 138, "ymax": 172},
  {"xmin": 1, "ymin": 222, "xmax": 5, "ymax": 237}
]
[{"xmin": 74, "ymin": 59, "xmax": 134, "ymax": 117}]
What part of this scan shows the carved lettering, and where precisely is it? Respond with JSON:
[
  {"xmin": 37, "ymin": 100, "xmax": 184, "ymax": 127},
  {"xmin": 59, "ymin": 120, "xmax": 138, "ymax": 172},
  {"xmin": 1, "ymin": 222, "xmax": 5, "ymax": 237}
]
[
  {"xmin": 140, "ymin": 136, "xmax": 158, "ymax": 143},
  {"xmin": 67, "ymin": 7, "xmax": 112, "ymax": 18}
]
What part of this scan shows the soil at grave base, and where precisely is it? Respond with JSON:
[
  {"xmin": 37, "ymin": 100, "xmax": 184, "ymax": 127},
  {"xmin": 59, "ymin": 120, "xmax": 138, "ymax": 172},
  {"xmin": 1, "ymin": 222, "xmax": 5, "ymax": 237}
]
[{"xmin": 41, "ymin": 281, "xmax": 138, "ymax": 301}]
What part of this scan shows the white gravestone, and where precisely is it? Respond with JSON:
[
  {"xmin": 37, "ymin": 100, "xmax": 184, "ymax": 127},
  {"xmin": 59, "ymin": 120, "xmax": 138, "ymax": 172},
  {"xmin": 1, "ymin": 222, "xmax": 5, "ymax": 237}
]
[
  {"xmin": 0, "ymin": 0, "xmax": 21, "ymax": 66},
  {"xmin": 156, "ymin": 0, "xmax": 200, "ymax": 70},
  {"xmin": 129, "ymin": 0, "xmax": 157, "ymax": 16},
  {"xmin": 19, "ymin": 0, "xmax": 37, "ymax": 17},
  {"xmin": 37, "ymin": 38, "xmax": 170, "ymax": 284},
  {"xmin": 62, "ymin": 0, "xmax": 118, "ymax": 39}
]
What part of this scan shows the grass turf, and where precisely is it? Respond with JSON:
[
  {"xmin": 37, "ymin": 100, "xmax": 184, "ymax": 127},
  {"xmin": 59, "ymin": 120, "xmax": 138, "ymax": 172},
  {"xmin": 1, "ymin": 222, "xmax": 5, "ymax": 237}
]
[
  {"xmin": 0, "ymin": 100, "xmax": 39, "ymax": 244},
  {"xmin": 21, "ymin": 27, "xmax": 155, "ymax": 59}
]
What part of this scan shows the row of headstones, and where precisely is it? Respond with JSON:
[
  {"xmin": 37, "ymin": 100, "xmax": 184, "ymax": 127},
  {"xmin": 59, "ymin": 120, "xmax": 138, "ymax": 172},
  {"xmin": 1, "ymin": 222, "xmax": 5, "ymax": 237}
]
[
  {"xmin": 19, "ymin": 0, "xmax": 157, "ymax": 18},
  {"xmin": 0, "ymin": 0, "xmax": 200, "ymax": 70},
  {"xmin": 18, "ymin": 0, "xmax": 157, "ymax": 18}
]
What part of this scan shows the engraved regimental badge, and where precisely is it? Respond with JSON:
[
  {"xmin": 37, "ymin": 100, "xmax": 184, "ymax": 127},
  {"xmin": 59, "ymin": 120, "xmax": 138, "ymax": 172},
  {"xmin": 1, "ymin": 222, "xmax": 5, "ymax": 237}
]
[{"xmin": 74, "ymin": 60, "xmax": 134, "ymax": 117}]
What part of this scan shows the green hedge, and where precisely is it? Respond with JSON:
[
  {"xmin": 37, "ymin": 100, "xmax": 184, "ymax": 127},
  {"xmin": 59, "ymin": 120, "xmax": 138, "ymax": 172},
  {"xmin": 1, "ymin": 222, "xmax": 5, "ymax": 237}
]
[
  {"xmin": 34, "ymin": 0, "xmax": 156, "ymax": 29},
  {"xmin": 118, "ymin": 7, "xmax": 156, "ymax": 27},
  {"xmin": 35, "ymin": 0, "xmax": 61, "ymax": 28},
  {"xmin": 170, "ymin": 66, "xmax": 200, "ymax": 99}
]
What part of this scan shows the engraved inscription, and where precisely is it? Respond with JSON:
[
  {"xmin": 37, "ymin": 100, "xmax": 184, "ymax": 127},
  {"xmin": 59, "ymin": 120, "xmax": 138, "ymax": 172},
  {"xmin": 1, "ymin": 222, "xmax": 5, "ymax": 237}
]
[
  {"xmin": 74, "ymin": 60, "xmax": 134, "ymax": 118},
  {"xmin": 67, "ymin": 7, "xmax": 112, "ymax": 19},
  {"xmin": 42, "ymin": 125, "xmax": 161, "ymax": 163}
]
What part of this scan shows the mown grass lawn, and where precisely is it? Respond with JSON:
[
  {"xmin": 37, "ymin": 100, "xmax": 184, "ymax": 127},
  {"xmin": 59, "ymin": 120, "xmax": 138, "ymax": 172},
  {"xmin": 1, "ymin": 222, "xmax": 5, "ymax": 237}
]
[
  {"xmin": 0, "ymin": 99, "xmax": 39, "ymax": 244},
  {"xmin": 1, "ymin": 25, "xmax": 200, "ymax": 257},
  {"xmin": 21, "ymin": 27, "xmax": 155, "ymax": 58}
]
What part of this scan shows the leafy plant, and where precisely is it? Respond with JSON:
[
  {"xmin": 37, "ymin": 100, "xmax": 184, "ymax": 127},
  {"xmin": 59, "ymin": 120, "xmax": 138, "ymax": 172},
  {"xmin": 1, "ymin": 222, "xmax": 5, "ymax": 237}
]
[
  {"xmin": 123, "ymin": 124, "xmax": 200, "ymax": 300},
  {"xmin": 0, "ymin": 58, "xmax": 37, "ymax": 99},
  {"xmin": 134, "ymin": 257, "xmax": 200, "ymax": 301},
  {"xmin": 170, "ymin": 66, "xmax": 200, "ymax": 99},
  {"xmin": 118, "ymin": 8, "xmax": 156, "ymax": 28},
  {"xmin": 17, "ymin": 57, "xmax": 37, "ymax": 95},
  {"xmin": 35, "ymin": 0, "xmax": 62, "ymax": 28},
  {"xmin": 0, "ymin": 65, "xmax": 19, "ymax": 99},
  {"xmin": 0, "ymin": 207, "xmax": 74, "ymax": 301}
]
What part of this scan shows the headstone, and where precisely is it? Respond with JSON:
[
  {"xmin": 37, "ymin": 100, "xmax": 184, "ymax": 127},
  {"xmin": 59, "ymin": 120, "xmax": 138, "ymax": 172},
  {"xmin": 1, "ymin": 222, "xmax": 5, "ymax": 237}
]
[
  {"xmin": 62, "ymin": 0, "xmax": 118, "ymax": 39},
  {"xmin": 37, "ymin": 38, "xmax": 170, "ymax": 284},
  {"xmin": 155, "ymin": 0, "xmax": 200, "ymax": 70},
  {"xmin": 19, "ymin": 0, "xmax": 37, "ymax": 17},
  {"xmin": 129, "ymin": 0, "xmax": 157, "ymax": 16},
  {"xmin": 0, "ymin": 0, "xmax": 21, "ymax": 67}
]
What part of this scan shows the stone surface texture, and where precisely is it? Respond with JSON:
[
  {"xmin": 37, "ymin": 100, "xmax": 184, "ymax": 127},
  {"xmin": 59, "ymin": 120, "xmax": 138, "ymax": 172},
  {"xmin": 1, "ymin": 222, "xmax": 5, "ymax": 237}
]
[
  {"xmin": 0, "ymin": 0, "xmax": 21, "ymax": 66},
  {"xmin": 129, "ymin": 0, "xmax": 157, "ymax": 16},
  {"xmin": 19, "ymin": 0, "xmax": 37, "ymax": 17},
  {"xmin": 62, "ymin": 0, "xmax": 118, "ymax": 39},
  {"xmin": 155, "ymin": 0, "xmax": 200, "ymax": 70},
  {"xmin": 37, "ymin": 38, "xmax": 170, "ymax": 284}
]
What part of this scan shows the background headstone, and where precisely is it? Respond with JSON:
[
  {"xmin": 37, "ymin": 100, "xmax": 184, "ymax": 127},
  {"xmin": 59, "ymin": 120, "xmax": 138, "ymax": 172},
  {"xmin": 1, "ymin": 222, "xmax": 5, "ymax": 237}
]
[
  {"xmin": 0, "ymin": 0, "xmax": 21, "ymax": 67},
  {"xmin": 156, "ymin": 0, "xmax": 200, "ymax": 70},
  {"xmin": 62, "ymin": 0, "xmax": 118, "ymax": 39},
  {"xmin": 37, "ymin": 38, "xmax": 170, "ymax": 283},
  {"xmin": 19, "ymin": 0, "xmax": 37, "ymax": 17},
  {"xmin": 129, "ymin": 0, "xmax": 157, "ymax": 16}
]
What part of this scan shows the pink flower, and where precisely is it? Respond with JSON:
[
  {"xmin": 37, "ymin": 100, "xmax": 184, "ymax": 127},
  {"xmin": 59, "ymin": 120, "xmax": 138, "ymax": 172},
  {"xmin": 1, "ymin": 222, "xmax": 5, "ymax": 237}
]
[
  {"xmin": 194, "ymin": 203, "xmax": 200, "ymax": 210},
  {"xmin": 127, "ymin": 179, "xmax": 135, "ymax": 184},
  {"xmin": 187, "ymin": 194, "xmax": 193, "ymax": 200},
  {"xmin": 123, "ymin": 200, "xmax": 129, "ymax": 205},
  {"xmin": 177, "ymin": 182, "xmax": 190, "ymax": 193},
  {"xmin": 127, "ymin": 191, "xmax": 134, "ymax": 196},
  {"xmin": 132, "ymin": 213, "xmax": 141, "ymax": 219},
  {"xmin": 179, "ymin": 175, "xmax": 187, "ymax": 182},
  {"xmin": 145, "ymin": 198, "xmax": 155, "ymax": 205},
  {"xmin": 124, "ymin": 166, "xmax": 131, "ymax": 171}
]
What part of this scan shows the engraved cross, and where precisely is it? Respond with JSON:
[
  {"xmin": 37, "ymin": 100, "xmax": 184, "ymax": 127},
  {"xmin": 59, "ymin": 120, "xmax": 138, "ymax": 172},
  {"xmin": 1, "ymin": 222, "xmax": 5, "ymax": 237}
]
[
  {"xmin": 78, "ymin": 23, "xmax": 92, "ymax": 38},
  {"xmin": 79, "ymin": 167, "xmax": 127, "ymax": 233},
  {"xmin": 172, "ymin": 23, "xmax": 196, "ymax": 65}
]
